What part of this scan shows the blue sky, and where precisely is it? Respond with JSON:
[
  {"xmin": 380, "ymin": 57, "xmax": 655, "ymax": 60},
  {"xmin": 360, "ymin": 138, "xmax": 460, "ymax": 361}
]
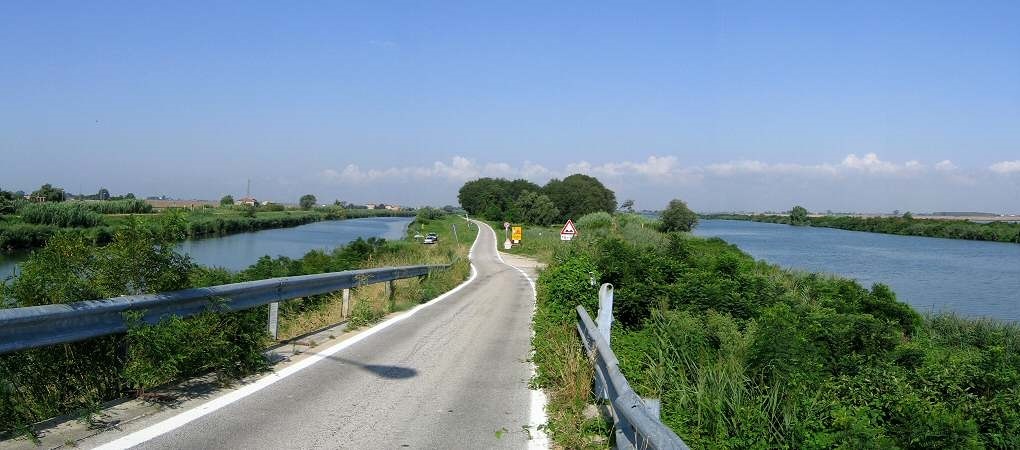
[{"xmin": 2, "ymin": 1, "xmax": 1019, "ymax": 212}]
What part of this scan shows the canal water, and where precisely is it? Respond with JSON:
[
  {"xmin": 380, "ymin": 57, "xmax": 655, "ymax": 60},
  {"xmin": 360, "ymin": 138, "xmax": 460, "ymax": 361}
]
[
  {"xmin": 0, "ymin": 216, "xmax": 413, "ymax": 279},
  {"xmin": 693, "ymin": 219, "xmax": 1020, "ymax": 322}
]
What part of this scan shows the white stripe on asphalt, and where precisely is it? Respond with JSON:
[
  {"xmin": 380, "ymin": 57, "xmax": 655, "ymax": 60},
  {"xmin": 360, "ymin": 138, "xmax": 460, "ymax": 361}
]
[
  {"xmin": 95, "ymin": 226, "xmax": 484, "ymax": 450},
  {"xmin": 481, "ymin": 221, "xmax": 551, "ymax": 450}
]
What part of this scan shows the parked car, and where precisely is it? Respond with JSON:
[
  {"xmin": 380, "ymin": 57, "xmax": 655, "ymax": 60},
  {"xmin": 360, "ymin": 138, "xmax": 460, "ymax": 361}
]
[{"xmin": 423, "ymin": 235, "xmax": 437, "ymax": 244}]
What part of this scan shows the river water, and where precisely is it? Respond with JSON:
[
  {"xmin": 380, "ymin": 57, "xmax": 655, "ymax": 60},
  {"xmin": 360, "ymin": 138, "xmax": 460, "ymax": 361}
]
[
  {"xmin": 0, "ymin": 216, "xmax": 413, "ymax": 279},
  {"xmin": 693, "ymin": 219, "xmax": 1020, "ymax": 322}
]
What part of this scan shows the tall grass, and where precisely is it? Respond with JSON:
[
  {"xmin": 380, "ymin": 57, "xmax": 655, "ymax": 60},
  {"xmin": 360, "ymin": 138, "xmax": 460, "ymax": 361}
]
[
  {"xmin": 531, "ymin": 212, "xmax": 1020, "ymax": 448},
  {"xmin": 18, "ymin": 203, "xmax": 103, "ymax": 227},
  {"xmin": 0, "ymin": 214, "xmax": 474, "ymax": 437}
]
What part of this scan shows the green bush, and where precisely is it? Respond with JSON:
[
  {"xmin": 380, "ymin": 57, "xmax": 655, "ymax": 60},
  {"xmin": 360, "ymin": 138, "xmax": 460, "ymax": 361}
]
[{"xmin": 531, "ymin": 211, "xmax": 1020, "ymax": 448}]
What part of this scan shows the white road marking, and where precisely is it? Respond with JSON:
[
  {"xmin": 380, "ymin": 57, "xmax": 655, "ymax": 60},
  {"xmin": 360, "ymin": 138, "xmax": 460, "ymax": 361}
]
[
  {"xmin": 94, "ymin": 228, "xmax": 483, "ymax": 450},
  {"xmin": 478, "ymin": 221, "xmax": 550, "ymax": 450}
]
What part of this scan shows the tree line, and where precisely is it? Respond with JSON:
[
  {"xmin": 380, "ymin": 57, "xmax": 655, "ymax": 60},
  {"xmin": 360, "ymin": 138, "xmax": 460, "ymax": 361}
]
[
  {"xmin": 704, "ymin": 207, "xmax": 1020, "ymax": 243},
  {"xmin": 457, "ymin": 174, "xmax": 700, "ymax": 232},
  {"xmin": 457, "ymin": 174, "xmax": 617, "ymax": 225}
]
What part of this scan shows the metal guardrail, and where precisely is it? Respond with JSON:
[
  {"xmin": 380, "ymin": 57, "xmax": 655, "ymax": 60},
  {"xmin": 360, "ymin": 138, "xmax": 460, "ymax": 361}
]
[
  {"xmin": 576, "ymin": 284, "xmax": 689, "ymax": 450},
  {"xmin": 0, "ymin": 264, "xmax": 450, "ymax": 355}
]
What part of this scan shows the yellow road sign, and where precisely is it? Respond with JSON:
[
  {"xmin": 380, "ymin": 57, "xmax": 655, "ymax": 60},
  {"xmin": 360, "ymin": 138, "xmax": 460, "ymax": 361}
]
[{"xmin": 511, "ymin": 226, "xmax": 522, "ymax": 242}]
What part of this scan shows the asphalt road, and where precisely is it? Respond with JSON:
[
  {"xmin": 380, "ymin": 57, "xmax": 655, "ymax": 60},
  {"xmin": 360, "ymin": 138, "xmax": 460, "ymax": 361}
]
[{"xmin": 92, "ymin": 221, "xmax": 541, "ymax": 449}]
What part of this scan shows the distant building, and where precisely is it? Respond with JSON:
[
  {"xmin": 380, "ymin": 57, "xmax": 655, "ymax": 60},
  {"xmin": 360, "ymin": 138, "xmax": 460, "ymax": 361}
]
[
  {"xmin": 237, "ymin": 196, "xmax": 259, "ymax": 207},
  {"xmin": 364, "ymin": 204, "xmax": 376, "ymax": 209},
  {"xmin": 384, "ymin": 204, "xmax": 401, "ymax": 211}
]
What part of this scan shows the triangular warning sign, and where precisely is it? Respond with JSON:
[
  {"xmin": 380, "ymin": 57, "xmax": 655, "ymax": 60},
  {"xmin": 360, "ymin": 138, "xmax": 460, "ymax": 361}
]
[{"xmin": 560, "ymin": 219, "xmax": 578, "ymax": 235}]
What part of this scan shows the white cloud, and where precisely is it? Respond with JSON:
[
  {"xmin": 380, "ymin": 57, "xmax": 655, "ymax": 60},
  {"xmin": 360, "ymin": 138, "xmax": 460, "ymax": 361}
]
[
  {"xmin": 318, "ymin": 154, "xmax": 1010, "ymax": 188},
  {"xmin": 705, "ymin": 160, "xmax": 837, "ymax": 176},
  {"xmin": 568, "ymin": 155, "xmax": 685, "ymax": 179},
  {"xmin": 935, "ymin": 160, "xmax": 958, "ymax": 172},
  {"xmin": 840, "ymin": 153, "xmax": 923, "ymax": 174},
  {"xmin": 990, "ymin": 160, "xmax": 1020, "ymax": 174}
]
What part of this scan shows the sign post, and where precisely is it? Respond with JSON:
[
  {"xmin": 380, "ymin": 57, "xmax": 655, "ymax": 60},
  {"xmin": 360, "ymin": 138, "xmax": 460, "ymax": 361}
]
[
  {"xmin": 511, "ymin": 226, "xmax": 522, "ymax": 244},
  {"xmin": 560, "ymin": 219, "xmax": 578, "ymax": 241},
  {"xmin": 503, "ymin": 222, "xmax": 512, "ymax": 250}
]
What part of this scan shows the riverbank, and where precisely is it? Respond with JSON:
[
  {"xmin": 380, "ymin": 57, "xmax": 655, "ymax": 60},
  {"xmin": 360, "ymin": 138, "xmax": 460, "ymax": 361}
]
[
  {"xmin": 0, "ymin": 205, "xmax": 415, "ymax": 254},
  {"xmin": 703, "ymin": 213, "xmax": 1020, "ymax": 244},
  {"xmin": 0, "ymin": 213, "xmax": 474, "ymax": 438},
  {"xmin": 525, "ymin": 212, "xmax": 1020, "ymax": 448}
]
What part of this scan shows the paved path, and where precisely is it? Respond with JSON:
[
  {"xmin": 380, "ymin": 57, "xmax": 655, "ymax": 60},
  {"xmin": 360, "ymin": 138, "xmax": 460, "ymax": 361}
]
[{"xmin": 80, "ymin": 220, "xmax": 544, "ymax": 449}]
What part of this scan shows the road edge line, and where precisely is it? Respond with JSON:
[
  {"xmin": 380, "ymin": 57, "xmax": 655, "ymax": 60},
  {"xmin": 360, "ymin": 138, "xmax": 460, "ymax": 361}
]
[
  {"xmin": 93, "ymin": 222, "xmax": 484, "ymax": 450},
  {"xmin": 477, "ymin": 221, "xmax": 550, "ymax": 450}
]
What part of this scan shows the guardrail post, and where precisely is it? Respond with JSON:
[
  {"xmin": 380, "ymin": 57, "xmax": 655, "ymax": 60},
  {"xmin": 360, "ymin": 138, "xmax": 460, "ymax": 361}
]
[
  {"xmin": 596, "ymin": 283, "xmax": 614, "ymax": 345},
  {"xmin": 267, "ymin": 302, "xmax": 279, "ymax": 339},
  {"xmin": 386, "ymin": 280, "xmax": 395, "ymax": 311},
  {"xmin": 643, "ymin": 398, "xmax": 661, "ymax": 419},
  {"xmin": 342, "ymin": 288, "xmax": 351, "ymax": 318},
  {"xmin": 593, "ymin": 283, "xmax": 614, "ymax": 401}
]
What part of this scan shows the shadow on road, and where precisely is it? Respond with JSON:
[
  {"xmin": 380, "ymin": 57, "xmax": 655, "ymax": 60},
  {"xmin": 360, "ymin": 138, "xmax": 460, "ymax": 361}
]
[{"xmin": 327, "ymin": 356, "xmax": 418, "ymax": 379}]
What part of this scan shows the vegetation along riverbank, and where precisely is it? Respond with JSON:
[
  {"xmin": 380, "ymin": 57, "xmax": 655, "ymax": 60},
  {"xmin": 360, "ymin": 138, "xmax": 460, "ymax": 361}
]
[
  {"xmin": 0, "ymin": 196, "xmax": 414, "ymax": 254},
  {"xmin": 530, "ymin": 211, "xmax": 1015, "ymax": 448},
  {"xmin": 703, "ymin": 211, "xmax": 1020, "ymax": 244},
  {"xmin": 0, "ymin": 211, "xmax": 473, "ymax": 438},
  {"xmin": 513, "ymin": 206, "xmax": 1019, "ymax": 448}
]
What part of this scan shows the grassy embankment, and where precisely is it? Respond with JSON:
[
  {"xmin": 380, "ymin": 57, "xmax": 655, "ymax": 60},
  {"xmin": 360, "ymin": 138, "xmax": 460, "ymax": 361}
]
[
  {"xmin": 703, "ymin": 213, "xmax": 1020, "ymax": 244},
  {"xmin": 0, "ymin": 200, "xmax": 414, "ymax": 253},
  {"xmin": 0, "ymin": 213, "xmax": 474, "ymax": 439},
  {"xmin": 522, "ymin": 212, "xmax": 1020, "ymax": 448}
]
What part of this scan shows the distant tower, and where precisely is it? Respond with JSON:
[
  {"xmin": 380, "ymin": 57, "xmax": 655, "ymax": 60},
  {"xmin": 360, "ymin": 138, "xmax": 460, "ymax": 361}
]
[{"xmin": 246, "ymin": 179, "xmax": 251, "ymax": 198}]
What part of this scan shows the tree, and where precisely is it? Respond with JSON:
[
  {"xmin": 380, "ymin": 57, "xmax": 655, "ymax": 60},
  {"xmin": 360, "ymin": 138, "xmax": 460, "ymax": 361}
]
[
  {"xmin": 124, "ymin": 193, "xmax": 135, "ymax": 199},
  {"xmin": 620, "ymin": 199, "xmax": 635, "ymax": 213},
  {"xmin": 458, "ymin": 178, "xmax": 513, "ymax": 219},
  {"xmin": 660, "ymin": 199, "xmax": 698, "ymax": 232},
  {"xmin": 902, "ymin": 211, "xmax": 913, "ymax": 220},
  {"xmin": 98, "ymin": 188, "xmax": 110, "ymax": 201},
  {"xmin": 513, "ymin": 191, "xmax": 560, "ymax": 226},
  {"xmin": 542, "ymin": 174, "xmax": 617, "ymax": 221},
  {"xmin": 0, "ymin": 190, "xmax": 15, "ymax": 215},
  {"xmin": 32, "ymin": 184, "xmax": 65, "ymax": 202},
  {"xmin": 790, "ymin": 205, "xmax": 809, "ymax": 225},
  {"xmin": 299, "ymin": 194, "xmax": 317, "ymax": 210},
  {"xmin": 220, "ymin": 195, "xmax": 234, "ymax": 206}
]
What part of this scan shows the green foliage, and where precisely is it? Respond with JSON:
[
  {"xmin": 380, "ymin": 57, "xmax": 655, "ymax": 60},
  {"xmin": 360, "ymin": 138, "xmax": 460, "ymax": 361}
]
[
  {"xmin": 31, "ymin": 183, "xmax": 65, "ymax": 202},
  {"xmin": 659, "ymin": 198, "xmax": 698, "ymax": 232},
  {"xmin": 415, "ymin": 206, "xmax": 445, "ymax": 224},
  {"xmin": 708, "ymin": 213, "xmax": 1020, "ymax": 244},
  {"xmin": 81, "ymin": 199, "xmax": 152, "ymax": 214},
  {"xmin": 19, "ymin": 202, "xmax": 103, "ymax": 227},
  {"xmin": 299, "ymin": 194, "xmax": 317, "ymax": 210},
  {"xmin": 123, "ymin": 306, "xmax": 268, "ymax": 391},
  {"xmin": 531, "ymin": 210, "xmax": 1020, "ymax": 448},
  {"xmin": 458, "ymin": 177, "xmax": 541, "ymax": 221},
  {"xmin": 220, "ymin": 195, "xmax": 234, "ymax": 206},
  {"xmin": 513, "ymin": 191, "xmax": 560, "ymax": 226},
  {"xmin": 790, "ymin": 205, "xmax": 810, "ymax": 225},
  {"xmin": 542, "ymin": 174, "xmax": 617, "ymax": 222},
  {"xmin": 0, "ymin": 223, "xmax": 57, "ymax": 251},
  {"xmin": 0, "ymin": 214, "xmax": 460, "ymax": 435},
  {"xmin": 576, "ymin": 211, "xmax": 614, "ymax": 232},
  {"xmin": 458, "ymin": 175, "xmax": 615, "ymax": 224},
  {"xmin": 17, "ymin": 200, "xmax": 151, "ymax": 228}
]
